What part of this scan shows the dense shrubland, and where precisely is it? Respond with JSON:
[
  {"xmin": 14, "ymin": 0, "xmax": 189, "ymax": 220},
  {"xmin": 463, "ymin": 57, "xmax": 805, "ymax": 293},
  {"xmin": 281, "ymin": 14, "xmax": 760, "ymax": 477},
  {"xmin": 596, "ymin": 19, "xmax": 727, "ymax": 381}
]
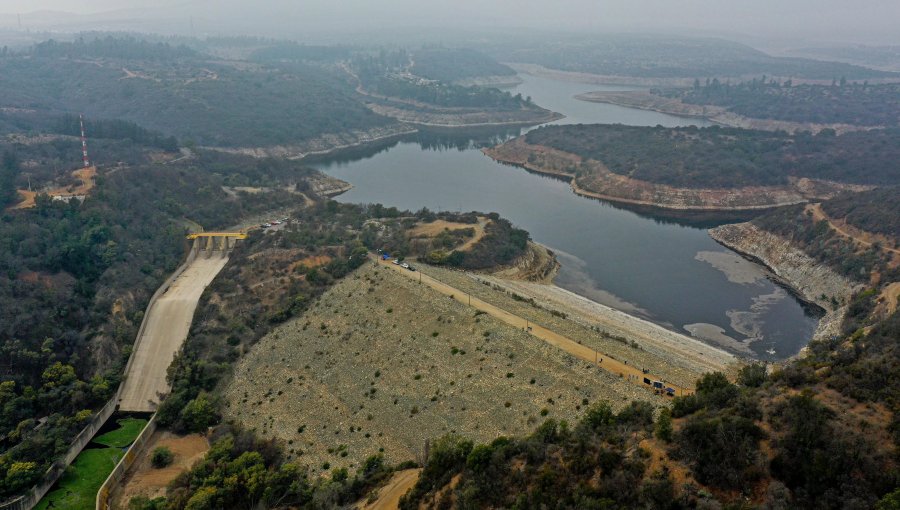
[
  {"xmin": 352, "ymin": 49, "xmax": 532, "ymax": 109},
  {"xmin": 524, "ymin": 124, "xmax": 900, "ymax": 188},
  {"xmin": 0, "ymin": 134, "xmax": 317, "ymax": 499},
  {"xmin": 658, "ymin": 78, "xmax": 900, "ymax": 126},
  {"xmin": 487, "ymin": 34, "xmax": 897, "ymax": 80},
  {"xmin": 410, "ymin": 47, "xmax": 517, "ymax": 82},
  {"xmin": 754, "ymin": 190, "xmax": 900, "ymax": 284},
  {"xmin": 0, "ymin": 37, "xmax": 391, "ymax": 147}
]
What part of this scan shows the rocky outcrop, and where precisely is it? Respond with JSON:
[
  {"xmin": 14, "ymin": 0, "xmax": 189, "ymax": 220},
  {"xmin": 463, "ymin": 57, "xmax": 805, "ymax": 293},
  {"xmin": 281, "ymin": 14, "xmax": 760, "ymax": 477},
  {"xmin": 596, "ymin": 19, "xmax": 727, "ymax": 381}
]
[
  {"xmin": 709, "ymin": 222, "xmax": 863, "ymax": 344},
  {"xmin": 490, "ymin": 242, "xmax": 560, "ymax": 283}
]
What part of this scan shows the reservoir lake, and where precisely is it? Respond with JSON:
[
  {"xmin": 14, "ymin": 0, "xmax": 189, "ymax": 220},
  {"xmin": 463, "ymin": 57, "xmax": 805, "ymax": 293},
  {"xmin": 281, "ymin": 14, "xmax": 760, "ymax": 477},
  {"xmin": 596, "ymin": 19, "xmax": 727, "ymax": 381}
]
[{"xmin": 315, "ymin": 73, "xmax": 820, "ymax": 360}]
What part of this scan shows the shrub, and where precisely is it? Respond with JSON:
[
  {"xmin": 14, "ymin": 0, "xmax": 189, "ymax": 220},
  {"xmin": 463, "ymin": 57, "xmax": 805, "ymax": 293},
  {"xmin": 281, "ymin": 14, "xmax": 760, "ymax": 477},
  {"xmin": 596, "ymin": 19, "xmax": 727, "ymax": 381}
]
[
  {"xmin": 151, "ymin": 447, "xmax": 174, "ymax": 468},
  {"xmin": 655, "ymin": 408, "xmax": 673, "ymax": 442}
]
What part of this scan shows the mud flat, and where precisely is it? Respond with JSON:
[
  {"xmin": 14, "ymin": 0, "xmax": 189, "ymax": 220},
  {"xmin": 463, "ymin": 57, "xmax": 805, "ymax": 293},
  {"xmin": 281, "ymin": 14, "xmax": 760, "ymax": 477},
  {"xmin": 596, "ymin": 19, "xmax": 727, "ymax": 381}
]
[{"xmin": 709, "ymin": 222, "xmax": 862, "ymax": 345}]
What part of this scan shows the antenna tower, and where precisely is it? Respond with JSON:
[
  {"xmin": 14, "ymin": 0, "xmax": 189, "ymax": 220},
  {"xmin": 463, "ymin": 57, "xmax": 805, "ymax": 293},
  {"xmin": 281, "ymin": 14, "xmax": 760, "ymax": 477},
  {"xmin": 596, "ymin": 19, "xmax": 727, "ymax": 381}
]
[{"xmin": 79, "ymin": 115, "xmax": 90, "ymax": 168}]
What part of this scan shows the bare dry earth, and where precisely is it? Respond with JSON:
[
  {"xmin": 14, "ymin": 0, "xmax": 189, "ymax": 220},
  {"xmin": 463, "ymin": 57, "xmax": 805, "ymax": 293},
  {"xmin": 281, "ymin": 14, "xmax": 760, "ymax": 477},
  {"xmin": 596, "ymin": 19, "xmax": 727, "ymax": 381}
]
[
  {"xmin": 223, "ymin": 263, "xmax": 667, "ymax": 474},
  {"xmin": 111, "ymin": 431, "xmax": 209, "ymax": 509},
  {"xmin": 416, "ymin": 265, "xmax": 736, "ymax": 388}
]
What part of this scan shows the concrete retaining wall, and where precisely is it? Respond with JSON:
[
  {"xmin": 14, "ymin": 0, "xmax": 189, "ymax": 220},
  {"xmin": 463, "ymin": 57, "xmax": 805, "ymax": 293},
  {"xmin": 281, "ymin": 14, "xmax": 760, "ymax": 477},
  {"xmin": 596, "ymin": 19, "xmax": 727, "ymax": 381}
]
[
  {"xmin": 96, "ymin": 416, "xmax": 158, "ymax": 510},
  {"xmin": 0, "ymin": 397, "xmax": 118, "ymax": 510}
]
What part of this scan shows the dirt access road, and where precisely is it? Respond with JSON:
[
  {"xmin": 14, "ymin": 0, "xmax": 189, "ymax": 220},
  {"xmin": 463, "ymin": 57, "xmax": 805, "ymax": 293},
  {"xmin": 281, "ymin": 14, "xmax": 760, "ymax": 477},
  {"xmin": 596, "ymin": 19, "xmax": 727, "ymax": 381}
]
[
  {"xmin": 807, "ymin": 203, "xmax": 900, "ymax": 258},
  {"xmin": 357, "ymin": 469, "xmax": 422, "ymax": 510},
  {"xmin": 118, "ymin": 255, "xmax": 229, "ymax": 412},
  {"xmin": 375, "ymin": 257, "xmax": 692, "ymax": 395}
]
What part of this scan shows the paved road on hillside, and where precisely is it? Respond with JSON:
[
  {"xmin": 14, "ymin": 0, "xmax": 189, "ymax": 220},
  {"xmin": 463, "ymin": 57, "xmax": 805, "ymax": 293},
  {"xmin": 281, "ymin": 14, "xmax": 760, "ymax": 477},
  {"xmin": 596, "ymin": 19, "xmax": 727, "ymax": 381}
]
[
  {"xmin": 118, "ymin": 254, "xmax": 229, "ymax": 412},
  {"xmin": 375, "ymin": 257, "xmax": 692, "ymax": 396}
]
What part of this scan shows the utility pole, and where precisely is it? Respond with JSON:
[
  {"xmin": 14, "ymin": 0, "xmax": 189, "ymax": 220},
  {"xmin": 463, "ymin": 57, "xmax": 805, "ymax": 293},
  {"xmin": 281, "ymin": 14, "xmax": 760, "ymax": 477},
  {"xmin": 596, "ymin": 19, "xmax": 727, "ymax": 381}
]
[{"xmin": 79, "ymin": 115, "xmax": 90, "ymax": 168}]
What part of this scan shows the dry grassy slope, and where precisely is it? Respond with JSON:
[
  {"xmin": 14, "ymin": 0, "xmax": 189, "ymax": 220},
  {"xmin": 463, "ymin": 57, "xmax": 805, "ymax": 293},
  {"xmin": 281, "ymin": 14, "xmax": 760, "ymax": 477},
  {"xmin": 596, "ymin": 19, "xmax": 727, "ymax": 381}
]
[{"xmin": 223, "ymin": 263, "xmax": 663, "ymax": 474}]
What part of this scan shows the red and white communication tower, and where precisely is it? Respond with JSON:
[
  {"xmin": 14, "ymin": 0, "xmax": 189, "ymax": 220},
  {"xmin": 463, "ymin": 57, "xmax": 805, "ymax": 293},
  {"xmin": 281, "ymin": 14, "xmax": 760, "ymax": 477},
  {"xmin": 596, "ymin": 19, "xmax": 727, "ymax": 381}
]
[{"xmin": 79, "ymin": 114, "xmax": 91, "ymax": 168}]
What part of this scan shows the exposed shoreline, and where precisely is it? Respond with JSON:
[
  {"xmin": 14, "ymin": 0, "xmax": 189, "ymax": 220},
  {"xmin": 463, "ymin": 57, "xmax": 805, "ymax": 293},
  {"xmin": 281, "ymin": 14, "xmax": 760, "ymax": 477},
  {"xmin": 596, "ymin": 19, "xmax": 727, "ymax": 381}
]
[
  {"xmin": 708, "ymin": 222, "xmax": 862, "ymax": 350},
  {"xmin": 202, "ymin": 123, "xmax": 418, "ymax": 161},
  {"xmin": 575, "ymin": 90, "xmax": 875, "ymax": 135},
  {"xmin": 365, "ymin": 102, "xmax": 563, "ymax": 128},
  {"xmin": 482, "ymin": 139, "xmax": 863, "ymax": 212},
  {"xmin": 508, "ymin": 62, "xmax": 900, "ymax": 87}
]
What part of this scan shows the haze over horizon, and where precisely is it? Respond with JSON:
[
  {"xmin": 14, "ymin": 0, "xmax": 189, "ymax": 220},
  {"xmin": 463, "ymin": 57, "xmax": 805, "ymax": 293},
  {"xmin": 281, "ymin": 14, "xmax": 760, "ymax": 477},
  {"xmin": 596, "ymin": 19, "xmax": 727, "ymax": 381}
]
[{"xmin": 2, "ymin": 0, "xmax": 900, "ymax": 47}]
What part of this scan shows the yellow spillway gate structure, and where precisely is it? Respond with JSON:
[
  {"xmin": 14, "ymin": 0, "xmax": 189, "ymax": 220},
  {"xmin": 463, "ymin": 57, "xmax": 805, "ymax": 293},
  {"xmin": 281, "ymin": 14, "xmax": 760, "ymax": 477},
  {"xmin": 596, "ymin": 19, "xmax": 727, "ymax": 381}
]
[
  {"xmin": 186, "ymin": 231, "xmax": 248, "ymax": 240},
  {"xmin": 186, "ymin": 232, "xmax": 247, "ymax": 255}
]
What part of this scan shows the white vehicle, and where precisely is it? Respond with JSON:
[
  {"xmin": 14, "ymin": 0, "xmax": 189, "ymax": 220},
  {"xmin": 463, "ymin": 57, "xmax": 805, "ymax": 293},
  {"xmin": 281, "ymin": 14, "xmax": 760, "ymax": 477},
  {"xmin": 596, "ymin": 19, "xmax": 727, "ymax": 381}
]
[
  {"xmin": 400, "ymin": 262, "xmax": 410, "ymax": 269},
  {"xmin": 272, "ymin": 220, "xmax": 281, "ymax": 225},
  {"xmin": 263, "ymin": 223, "xmax": 272, "ymax": 228},
  {"xmin": 391, "ymin": 259, "xmax": 400, "ymax": 265}
]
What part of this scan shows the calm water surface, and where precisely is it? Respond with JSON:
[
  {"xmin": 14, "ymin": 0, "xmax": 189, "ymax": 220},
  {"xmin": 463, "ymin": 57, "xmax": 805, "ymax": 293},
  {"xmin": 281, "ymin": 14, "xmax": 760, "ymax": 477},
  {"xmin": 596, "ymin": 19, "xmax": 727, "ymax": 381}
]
[{"xmin": 315, "ymin": 74, "xmax": 819, "ymax": 360}]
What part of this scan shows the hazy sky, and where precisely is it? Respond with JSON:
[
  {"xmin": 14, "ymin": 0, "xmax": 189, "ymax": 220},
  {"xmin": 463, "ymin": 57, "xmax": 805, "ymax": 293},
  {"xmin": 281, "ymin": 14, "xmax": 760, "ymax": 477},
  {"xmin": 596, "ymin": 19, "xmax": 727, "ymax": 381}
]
[{"xmin": 3, "ymin": 0, "xmax": 900, "ymax": 45}]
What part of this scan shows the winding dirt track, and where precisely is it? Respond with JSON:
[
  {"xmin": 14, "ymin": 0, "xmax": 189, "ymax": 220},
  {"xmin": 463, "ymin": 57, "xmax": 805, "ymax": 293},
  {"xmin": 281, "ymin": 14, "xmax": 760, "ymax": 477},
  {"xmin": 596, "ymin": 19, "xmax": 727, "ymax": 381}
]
[
  {"xmin": 807, "ymin": 203, "xmax": 900, "ymax": 257},
  {"xmin": 375, "ymin": 257, "xmax": 692, "ymax": 395},
  {"xmin": 118, "ymin": 255, "xmax": 229, "ymax": 412},
  {"xmin": 358, "ymin": 469, "xmax": 422, "ymax": 510}
]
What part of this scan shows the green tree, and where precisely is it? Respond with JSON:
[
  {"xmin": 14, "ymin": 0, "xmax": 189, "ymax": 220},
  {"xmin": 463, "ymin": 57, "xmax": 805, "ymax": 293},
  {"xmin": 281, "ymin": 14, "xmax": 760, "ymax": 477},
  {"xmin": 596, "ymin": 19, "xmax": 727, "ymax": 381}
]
[
  {"xmin": 0, "ymin": 151, "xmax": 20, "ymax": 207},
  {"xmin": 180, "ymin": 393, "xmax": 219, "ymax": 432},
  {"xmin": 4, "ymin": 461, "xmax": 39, "ymax": 493},
  {"xmin": 655, "ymin": 408, "xmax": 673, "ymax": 442}
]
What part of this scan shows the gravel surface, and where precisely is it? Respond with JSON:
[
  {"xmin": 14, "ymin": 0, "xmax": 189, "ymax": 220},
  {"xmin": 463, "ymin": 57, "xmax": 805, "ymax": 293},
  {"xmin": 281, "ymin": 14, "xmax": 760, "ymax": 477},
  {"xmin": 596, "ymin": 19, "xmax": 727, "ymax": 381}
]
[
  {"xmin": 417, "ymin": 265, "xmax": 738, "ymax": 389},
  {"xmin": 223, "ymin": 263, "xmax": 665, "ymax": 474}
]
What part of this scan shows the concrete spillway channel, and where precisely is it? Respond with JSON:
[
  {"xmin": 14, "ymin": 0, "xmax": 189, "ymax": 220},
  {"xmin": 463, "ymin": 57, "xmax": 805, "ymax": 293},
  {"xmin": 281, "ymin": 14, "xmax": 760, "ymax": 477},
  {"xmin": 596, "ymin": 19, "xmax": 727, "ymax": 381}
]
[
  {"xmin": 13, "ymin": 237, "xmax": 235, "ymax": 510},
  {"xmin": 94, "ymin": 237, "xmax": 233, "ymax": 509},
  {"xmin": 118, "ymin": 238, "xmax": 230, "ymax": 412}
]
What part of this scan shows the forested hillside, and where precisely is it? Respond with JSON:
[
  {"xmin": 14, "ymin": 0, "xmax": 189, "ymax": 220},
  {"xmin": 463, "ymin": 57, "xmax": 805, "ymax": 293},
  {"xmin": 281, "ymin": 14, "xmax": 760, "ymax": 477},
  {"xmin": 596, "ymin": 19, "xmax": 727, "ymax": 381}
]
[
  {"xmin": 0, "ymin": 37, "xmax": 392, "ymax": 147},
  {"xmin": 352, "ymin": 49, "xmax": 532, "ymax": 109},
  {"xmin": 820, "ymin": 187, "xmax": 900, "ymax": 238},
  {"xmin": 410, "ymin": 47, "xmax": 517, "ymax": 82},
  {"xmin": 0, "ymin": 132, "xmax": 318, "ymax": 499},
  {"xmin": 657, "ymin": 78, "xmax": 900, "ymax": 126},
  {"xmin": 523, "ymin": 124, "xmax": 900, "ymax": 188},
  {"xmin": 754, "ymin": 187, "xmax": 900, "ymax": 284},
  {"xmin": 488, "ymin": 34, "xmax": 898, "ymax": 80}
]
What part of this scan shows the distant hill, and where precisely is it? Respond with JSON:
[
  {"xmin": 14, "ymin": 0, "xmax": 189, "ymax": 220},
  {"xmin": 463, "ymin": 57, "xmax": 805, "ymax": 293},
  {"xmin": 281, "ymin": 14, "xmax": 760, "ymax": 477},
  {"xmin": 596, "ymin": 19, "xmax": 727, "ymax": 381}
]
[
  {"xmin": 410, "ymin": 47, "xmax": 517, "ymax": 83},
  {"xmin": 656, "ymin": 79, "xmax": 900, "ymax": 127},
  {"xmin": 0, "ymin": 37, "xmax": 393, "ymax": 147},
  {"xmin": 488, "ymin": 34, "xmax": 898, "ymax": 81},
  {"xmin": 521, "ymin": 124, "xmax": 900, "ymax": 188}
]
